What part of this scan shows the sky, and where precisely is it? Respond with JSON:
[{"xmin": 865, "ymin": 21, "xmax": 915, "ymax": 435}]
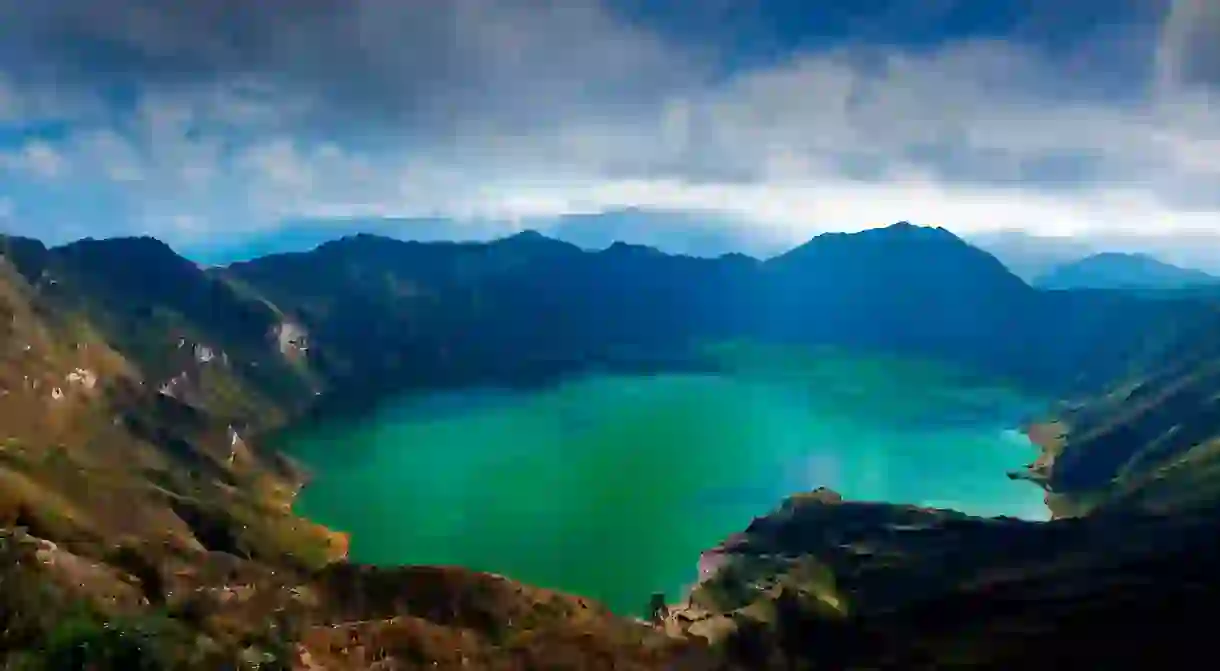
[{"xmin": 0, "ymin": 0, "xmax": 1217, "ymax": 254}]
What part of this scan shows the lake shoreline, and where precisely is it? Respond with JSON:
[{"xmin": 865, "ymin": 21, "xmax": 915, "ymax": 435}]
[
  {"xmin": 278, "ymin": 365, "xmax": 1052, "ymax": 617},
  {"xmin": 1014, "ymin": 419, "xmax": 1073, "ymax": 519}
]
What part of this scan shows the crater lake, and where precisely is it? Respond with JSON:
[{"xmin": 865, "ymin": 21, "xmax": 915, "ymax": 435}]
[{"xmin": 275, "ymin": 347, "xmax": 1048, "ymax": 616}]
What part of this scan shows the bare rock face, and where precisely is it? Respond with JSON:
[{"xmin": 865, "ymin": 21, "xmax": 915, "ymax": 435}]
[
  {"xmin": 274, "ymin": 320, "xmax": 310, "ymax": 358},
  {"xmin": 783, "ymin": 486, "xmax": 843, "ymax": 506}
]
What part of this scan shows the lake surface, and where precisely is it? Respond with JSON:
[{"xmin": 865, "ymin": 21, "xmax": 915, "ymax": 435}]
[{"xmin": 277, "ymin": 352, "xmax": 1048, "ymax": 616}]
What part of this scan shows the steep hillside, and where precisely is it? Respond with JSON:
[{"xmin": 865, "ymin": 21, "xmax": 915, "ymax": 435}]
[
  {"xmin": 1, "ymin": 235, "xmax": 318, "ymax": 427},
  {"xmin": 668, "ymin": 487, "xmax": 1220, "ymax": 669},
  {"xmin": 219, "ymin": 231, "xmax": 753, "ymax": 402},
  {"xmin": 760, "ymin": 223, "xmax": 1037, "ymax": 378},
  {"xmin": 1035, "ymin": 252, "xmax": 1219, "ymax": 290},
  {"xmin": 1010, "ymin": 294, "xmax": 1220, "ymax": 518},
  {"xmin": 0, "ymin": 236, "xmax": 341, "ymax": 667},
  {"xmin": 0, "ymin": 233, "xmax": 344, "ymax": 562}
]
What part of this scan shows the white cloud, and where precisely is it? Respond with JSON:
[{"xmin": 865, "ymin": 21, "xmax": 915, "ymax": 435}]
[
  {"xmin": 1, "ymin": 0, "xmax": 1218, "ymax": 252},
  {"xmin": 1, "ymin": 140, "xmax": 68, "ymax": 179},
  {"xmin": 381, "ymin": 176, "xmax": 1219, "ymax": 245},
  {"xmin": 1157, "ymin": 0, "xmax": 1220, "ymax": 92},
  {"xmin": 359, "ymin": 35, "xmax": 1219, "ymax": 242},
  {"xmin": 75, "ymin": 130, "xmax": 145, "ymax": 183}
]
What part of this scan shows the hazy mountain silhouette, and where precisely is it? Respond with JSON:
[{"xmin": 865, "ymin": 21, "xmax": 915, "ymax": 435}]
[
  {"xmin": 966, "ymin": 230, "xmax": 1098, "ymax": 281},
  {"xmin": 1036, "ymin": 252, "xmax": 1220, "ymax": 290}
]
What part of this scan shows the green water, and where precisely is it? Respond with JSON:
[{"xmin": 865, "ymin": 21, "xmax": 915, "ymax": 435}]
[{"xmin": 278, "ymin": 354, "xmax": 1047, "ymax": 616}]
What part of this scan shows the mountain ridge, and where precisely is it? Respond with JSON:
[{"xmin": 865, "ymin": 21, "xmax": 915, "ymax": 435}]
[
  {"xmin": 176, "ymin": 209, "xmax": 784, "ymax": 265},
  {"xmin": 1035, "ymin": 251, "xmax": 1220, "ymax": 290}
]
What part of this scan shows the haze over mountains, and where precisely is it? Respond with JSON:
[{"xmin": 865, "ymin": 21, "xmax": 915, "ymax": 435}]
[
  {"xmin": 1035, "ymin": 252, "xmax": 1220, "ymax": 291},
  {"xmin": 180, "ymin": 209, "xmax": 787, "ymax": 267},
  {"xmin": 969, "ymin": 229, "xmax": 1220, "ymax": 281},
  {"xmin": 176, "ymin": 211, "xmax": 1220, "ymax": 294}
]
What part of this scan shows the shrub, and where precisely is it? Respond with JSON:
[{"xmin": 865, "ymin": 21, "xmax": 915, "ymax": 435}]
[{"xmin": 36, "ymin": 611, "xmax": 177, "ymax": 671}]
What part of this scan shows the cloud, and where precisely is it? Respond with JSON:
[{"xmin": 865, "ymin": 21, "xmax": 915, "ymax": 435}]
[
  {"xmin": 1157, "ymin": 0, "xmax": 1220, "ymax": 91},
  {"xmin": 1, "ymin": 140, "xmax": 68, "ymax": 179},
  {"xmin": 0, "ymin": 0, "xmax": 1216, "ymax": 252},
  {"xmin": 0, "ymin": 0, "xmax": 694, "ymax": 135}
]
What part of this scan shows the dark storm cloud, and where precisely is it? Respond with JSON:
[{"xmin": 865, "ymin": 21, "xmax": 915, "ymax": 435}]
[
  {"xmin": 0, "ymin": 0, "xmax": 1216, "ymax": 245},
  {"xmin": 0, "ymin": 0, "xmax": 699, "ymax": 133},
  {"xmin": 1160, "ymin": 0, "xmax": 1220, "ymax": 89},
  {"xmin": 0, "ymin": 0, "xmax": 1204, "ymax": 141}
]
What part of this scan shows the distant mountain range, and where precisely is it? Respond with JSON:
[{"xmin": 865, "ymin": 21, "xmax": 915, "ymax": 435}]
[
  {"xmin": 180, "ymin": 208, "xmax": 784, "ymax": 266},
  {"xmin": 968, "ymin": 229, "xmax": 1220, "ymax": 281},
  {"xmin": 180, "ymin": 216, "xmax": 505, "ymax": 266},
  {"xmin": 966, "ymin": 230, "xmax": 1099, "ymax": 282},
  {"xmin": 1034, "ymin": 252, "xmax": 1220, "ymax": 290},
  {"xmin": 183, "ymin": 213, "xmax": 1220, "ymax": 292},
  {"xmin": 535, "ymin": 208, "xmax": 784, "ymax": 258}
]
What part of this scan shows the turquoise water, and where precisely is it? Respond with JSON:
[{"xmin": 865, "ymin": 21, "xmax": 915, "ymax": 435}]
[{"xmin": 278, "ymin": 356, "xmax": 1046, "ymax": 616}]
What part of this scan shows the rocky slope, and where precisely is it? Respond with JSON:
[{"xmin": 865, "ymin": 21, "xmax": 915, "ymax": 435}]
[
  {"xmin": 669, "ymin": 487, "xmax": 1220, "ymax": 669},
  {"xmin": 3, "ymin": 224, "xmax": 1220, "ymax": 668},
  {"xmin": 1005, "ymin": 294, "xmax": 1220, "ymax": 518}
]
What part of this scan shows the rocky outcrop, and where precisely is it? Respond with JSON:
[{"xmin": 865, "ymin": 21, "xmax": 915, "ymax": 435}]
[
  {"xmin": 669, "ymin": 488, "xmax": 980, "ymax": 643},
  {"xmin": 1, "ymin": 524, "xmax": 728, "ymax": 670},
  {"xmin": 274, "ymin": 320, "xmax": 309, "ymax": 358},
  {"xmin": 669, "ymin": 485, "xmax": 1220, "ymax": 669}
]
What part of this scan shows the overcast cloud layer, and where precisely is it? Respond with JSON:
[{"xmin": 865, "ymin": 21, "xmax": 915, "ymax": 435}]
[{"xmin": 0, "ymin": 0, "xmax": 1217, "ymax": 252}]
